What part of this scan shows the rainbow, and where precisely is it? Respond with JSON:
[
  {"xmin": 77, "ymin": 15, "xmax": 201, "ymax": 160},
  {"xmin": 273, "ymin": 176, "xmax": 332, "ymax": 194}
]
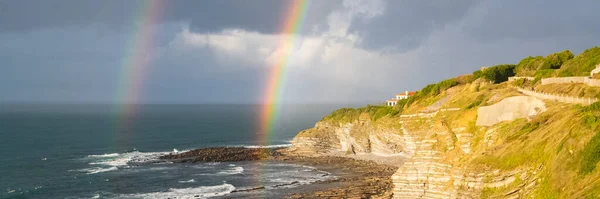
[
  {"xmin": 114, "ymin": 0, "xmax": 163, "ymax": 142},
  {"xmin": 257, "ymin": 0, "xmax": 312, "ymax": 145}
]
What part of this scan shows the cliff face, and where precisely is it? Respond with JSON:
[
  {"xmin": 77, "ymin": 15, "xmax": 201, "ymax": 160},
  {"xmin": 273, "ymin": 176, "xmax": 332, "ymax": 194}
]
[
  {"xmin": 289, "ymin": 80, "xmax": 600, "ymax": 198},
  {"xmin": 288, "ymin": 115, "xmax": 409, "ymax": 166}
]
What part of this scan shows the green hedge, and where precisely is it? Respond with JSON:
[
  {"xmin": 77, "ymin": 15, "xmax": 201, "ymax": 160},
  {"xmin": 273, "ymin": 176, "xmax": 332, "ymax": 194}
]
[
  {"xmin": 545, "ymin": 50, "xmax": 574, "ymax": 69},
  {"xmin": 474, "ymin": 64, "xmax": 516, "ymax": 83},
  {"xmin": 514, "ymin": 50, "xmax": 574, "ymax": 77},
  {"xmin": 515, "ymin": 56, "xmax": 548, "ymax": 76},
  {"xmin": 558, "ymin": 47, "xmax": 600, "ymax": 77}
]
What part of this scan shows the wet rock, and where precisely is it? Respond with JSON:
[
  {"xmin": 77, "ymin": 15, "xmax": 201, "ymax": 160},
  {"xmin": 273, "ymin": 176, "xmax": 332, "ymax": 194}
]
[{"xmin": 159, "ymin": 147, "xmax": 284, "ymax": 163}]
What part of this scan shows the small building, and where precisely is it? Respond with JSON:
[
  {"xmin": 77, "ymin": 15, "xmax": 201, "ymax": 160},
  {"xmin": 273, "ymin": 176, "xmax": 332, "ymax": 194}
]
[
  {"xmin": 386, "ymin": 99, "xmax": 399, "ymax": 106},
  {"xmin": 395, "ymin": 91, "xmax": 416, "ymax": 100},
  {"xmin": 386, "ymin": 90, "xmax": 415, "ymax": 106}
]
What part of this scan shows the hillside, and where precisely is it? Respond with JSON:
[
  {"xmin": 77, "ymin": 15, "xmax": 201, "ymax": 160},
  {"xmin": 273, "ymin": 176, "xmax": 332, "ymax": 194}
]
[{"xmin": 287, "ymin": 46, "xmax": 600, "ymax": 198}]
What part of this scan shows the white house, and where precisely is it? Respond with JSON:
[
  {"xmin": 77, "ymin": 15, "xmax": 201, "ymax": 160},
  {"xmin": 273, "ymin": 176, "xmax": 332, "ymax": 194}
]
[
  {"xmin": 386, "ymin": 90, "xmax": 415, "ymax": 106},
  {"xmin": 395, "ymin": 91, "xmax": 416, "ymax": 100}
]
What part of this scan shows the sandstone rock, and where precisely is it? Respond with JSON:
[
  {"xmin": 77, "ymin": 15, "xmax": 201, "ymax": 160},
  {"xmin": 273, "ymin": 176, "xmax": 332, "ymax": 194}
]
[{"xmin": 476, "ymin": 96, "xmax": 546, "ymax": 126}]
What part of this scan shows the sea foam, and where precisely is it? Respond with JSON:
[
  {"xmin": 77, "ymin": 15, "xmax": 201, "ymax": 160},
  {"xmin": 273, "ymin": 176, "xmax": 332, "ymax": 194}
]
[
  {"xmin": 116, "ymin": 183, "xmax": 235, "ymax": 199},
  {"xmin": 80, "ymin": 151, "xmax": 172, "ymax": 174},
  {"xmin": 178, "ymin": 179, "xmax": 196, "ymax": 184}
]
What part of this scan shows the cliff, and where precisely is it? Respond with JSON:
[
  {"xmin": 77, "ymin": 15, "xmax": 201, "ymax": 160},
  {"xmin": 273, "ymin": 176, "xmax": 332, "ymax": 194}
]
[{"xmin": 288, "ymin": 76, "xmax": 600, "ymax": 198}]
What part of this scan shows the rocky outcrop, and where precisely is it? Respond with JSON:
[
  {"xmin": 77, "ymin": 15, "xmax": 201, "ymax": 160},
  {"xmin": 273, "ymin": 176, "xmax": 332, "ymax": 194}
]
[
  {"xmin": 476, "ymin": 96, "xmax": 546, "ymax": 126},
  {"xmin": 391, "ymin": 123, "xmax": 538, "ymax": 199},
  {"xmin": 159, "ymin": 147, "xmax": 283, "ymax": 162},
  {"xmin": 288, "ymin": 119, "xmax": 406, "ymax": 157},
  {"xmin": 289, "ymin": 88, "xmax": 554, "ymax": 198}
]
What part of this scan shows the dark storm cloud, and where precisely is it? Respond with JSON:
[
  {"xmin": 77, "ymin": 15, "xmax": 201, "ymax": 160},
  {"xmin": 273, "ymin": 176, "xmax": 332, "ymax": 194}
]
[
  {"xmin": 0, "ymin": 0, "xmax": 341, "ymax": 34},
  {"xmin": 348, "ymin": 0, "xmax": 480, "ymax": 52},
  {"xmin": 461, "ymin": 0, "xmax": 600, "ymax": 42}
]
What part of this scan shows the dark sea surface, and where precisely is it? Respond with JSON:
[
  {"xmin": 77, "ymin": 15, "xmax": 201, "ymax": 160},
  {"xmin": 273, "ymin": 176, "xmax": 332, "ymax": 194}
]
[{"xmin": 0, "ymin": 104, "xmax": 357, "ymax": 199}]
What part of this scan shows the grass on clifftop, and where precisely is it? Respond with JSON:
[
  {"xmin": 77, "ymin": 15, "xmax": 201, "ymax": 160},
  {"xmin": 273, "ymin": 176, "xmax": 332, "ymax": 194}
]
[
  {"xmin": 535, "ymin": 83, "xmax": 600, "ymax": 99},
  {"xmin": 323, "ymin": 105, "xmax": 401, "ymax": 123},
  {"xmin": 512, "ymin": 47, "xmax": 600, "ymax": 79},
  {"xmin": 557, "ymin": 47, "xmax": 600, "ymax": 77},
  {"xmin": 515, "ymin": 50, "xmax": 575, "ymax": 76}
]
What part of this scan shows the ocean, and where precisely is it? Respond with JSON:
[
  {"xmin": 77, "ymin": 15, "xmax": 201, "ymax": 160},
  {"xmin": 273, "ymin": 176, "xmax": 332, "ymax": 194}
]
[{"xmin": 0, "ymin": 104, "xmax": 353, "ymax": 199}]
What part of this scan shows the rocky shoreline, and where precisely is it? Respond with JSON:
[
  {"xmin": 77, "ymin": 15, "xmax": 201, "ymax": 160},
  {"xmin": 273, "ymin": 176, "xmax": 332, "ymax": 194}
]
[{"xmin": 159, "ymin": 147, "xmax": 398, "ymax": 198}]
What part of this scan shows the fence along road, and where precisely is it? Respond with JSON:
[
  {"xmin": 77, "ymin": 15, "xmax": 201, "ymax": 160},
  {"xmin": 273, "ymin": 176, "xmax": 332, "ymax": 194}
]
[{"xmin": 516, "ymin": 87, "xmax": 598, "ymax": 105}]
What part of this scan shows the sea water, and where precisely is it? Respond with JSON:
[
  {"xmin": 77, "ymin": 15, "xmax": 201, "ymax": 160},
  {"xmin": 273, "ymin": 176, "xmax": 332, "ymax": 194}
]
[{"xmin": 0, "ymin": 104, "xmax": 354, "ymax": 198}]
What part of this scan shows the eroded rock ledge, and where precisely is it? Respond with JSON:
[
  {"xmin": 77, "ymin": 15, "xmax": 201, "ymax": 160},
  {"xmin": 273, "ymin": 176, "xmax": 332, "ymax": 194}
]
[{"xmin": 159, "ymin": 147, "xmax": 284, "ymax": 162}]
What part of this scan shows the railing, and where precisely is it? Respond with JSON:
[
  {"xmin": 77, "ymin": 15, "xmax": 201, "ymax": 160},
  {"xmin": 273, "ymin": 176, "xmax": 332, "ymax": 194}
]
[
  {"xmin": 540, "ymin": 77, "xmax": 600, "ymax": 87},
  {"xmin": 517, "ymin": 88, "xmax": 598, "ymax": 105},
  {"xmin": 508, "ymin": 76, "xmax": 535, "ymax": 82}
]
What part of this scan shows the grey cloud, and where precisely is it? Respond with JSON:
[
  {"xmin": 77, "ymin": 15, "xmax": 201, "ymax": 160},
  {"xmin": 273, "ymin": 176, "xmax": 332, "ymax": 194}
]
[
  {"xmin": 462, "ymin": 0, "xmax": 600, "ymax": 42},
  {"xmin": 348, "ymin": 0, "xmax": 479, "ymax": 52},
  {"xmin": 0, "ymin": 0, "xmax": 341, "ymax": 34}
]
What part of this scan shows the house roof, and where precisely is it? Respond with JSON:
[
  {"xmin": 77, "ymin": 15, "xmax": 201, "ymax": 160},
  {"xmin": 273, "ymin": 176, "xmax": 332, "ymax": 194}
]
[
  {"xmin": 396, "ymin": 91, "xmax": 416, "ymax": 96},
  {"xmin": 386, "ymin": 99, "xmax": 400, "ymax": 102}
]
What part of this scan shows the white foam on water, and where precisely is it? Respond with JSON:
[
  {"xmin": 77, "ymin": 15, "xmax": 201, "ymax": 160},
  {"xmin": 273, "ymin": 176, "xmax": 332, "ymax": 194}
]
[
  {"xmin": 217, "ymin": 166, "xmax": 243, "ymax": 175},
  {"xmin": 196, "ymin": 166, "xmax": 244, "ymax": 176},
  {"xmin": 228, "ymin": 164, "xmax": 235, "ymax": 166},
  {"xmin": 90, "ymin": 151, "xmax": 167, "ymax": 167},
  {"xmin": 205, "ymin": 162, "xmax": 221, "ymax": 166},
  {"xmin": 258, "ymin": 164, "xmax": 336, "ymax": 189},
  {"xmin": 73, "ymin": 167, "xmax": 118, "ymax": 174},
  {"xmin": 178, "ymin": 179, "xmax": 196, "ymax": 184},
  {"xmin": 79, "ymin": 150, "xmax": 173, "ymax": 174},
  {"xmin": 116, "ymin": 183, "xmax": 235, "ymax": 199},
  {"xmin": 87, "ymin": 153, "xmax": 120, "ymax": 158}
]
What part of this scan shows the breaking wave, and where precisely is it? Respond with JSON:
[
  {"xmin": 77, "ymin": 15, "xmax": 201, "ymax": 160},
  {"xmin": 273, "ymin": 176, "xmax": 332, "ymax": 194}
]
[
  {"xmin": 178, "ymin": 179, "xmax": 196, "ymax": 184},
  {"xmin": 116, "ymin": 183, "xmax": 235, "ymax": 199}
]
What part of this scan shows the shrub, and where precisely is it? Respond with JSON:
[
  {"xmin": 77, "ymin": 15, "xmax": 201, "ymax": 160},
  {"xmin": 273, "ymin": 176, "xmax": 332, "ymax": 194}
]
[
  {"xmin": 534, "ymin": 69, "xmax": 555, "ymax": 79},
  {"xmin": 558, "ymin": 47, "xmax": 600, "ymax": 77},
  {"xmin": 455, "ymin": 74, "xmax": 475, "ymax": 84},
  {"xmin": 413, "ymin": 78, "xmax": 459, "ymax": 98},
  {"xmin": 324, "ymin": 105, "xmax": 401, "ymax": 123},
  {"xmin": 514, "ymin": 50, "xmax": 574, "ymax": 77},
  {"xmin": 581, "ymin": 101, "xmax": 600, "ymax": 130},
  {"xmin": 515, "ymin": 56, "xmax": 548, "ymax": 76},
  {"xmin": 475, "ymin": 64, "xmax": 516, "ymax": 83},
  {"xmin": 511, "ymin": 78, "xmax": 527, "ymax": 87},
  {"xmin": 545, "ymin": 50, "xmax": 574, "ymax": 69}
]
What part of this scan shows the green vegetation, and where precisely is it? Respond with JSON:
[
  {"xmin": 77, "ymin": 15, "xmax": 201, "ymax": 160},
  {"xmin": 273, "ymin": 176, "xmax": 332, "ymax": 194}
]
[
  {"xmin": 534, "ymin": 83, "xmax": 600, "ymax": 99},
  {"xmin": 465, "ymin": 94, "xmax": 484, "ymax": 109},
  {"xmin": 405, "ymin": 78, "xmax": 459, "ymax": 107},
  {"xmin": 455, "ymin": 74, "xmax": 475, "ymax": 84},
  {"xmin": 558, "ymin": 47, "xmax": 600, "ymax": 77},
  {"xmin": 515, "ymin": 50, "xmax": 574, "ymax": 76},
  {"xmin": 324, "ymin": 104, "xmax": 401, "ymax": 123},
  {"xmin": 580, "ymin": 132, "xmax": 600, "ymax": 175},
  {"xmin": 546, "ymin": 50, "xmax": 575, "ymax": 69},
  {"xmin": 473, "ymin": 64, "xmax": 516, "ymax": 83},
  {"xmin": 415, "ymin": 78, "xmax": 459, "ymax": 97},
  {"xmin": 515, "ymin": 56, "xmax": 548, "ymax": 76},
  {"xmin": 582, "ymin": 101, "xmax": 600, "ymax": 130}
]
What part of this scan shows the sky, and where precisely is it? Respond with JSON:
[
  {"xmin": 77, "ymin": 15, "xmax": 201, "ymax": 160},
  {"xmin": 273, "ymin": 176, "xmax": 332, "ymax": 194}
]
[{"xmin": 1, "ymin": 0, "xmax": 599, "ymax": 104}]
